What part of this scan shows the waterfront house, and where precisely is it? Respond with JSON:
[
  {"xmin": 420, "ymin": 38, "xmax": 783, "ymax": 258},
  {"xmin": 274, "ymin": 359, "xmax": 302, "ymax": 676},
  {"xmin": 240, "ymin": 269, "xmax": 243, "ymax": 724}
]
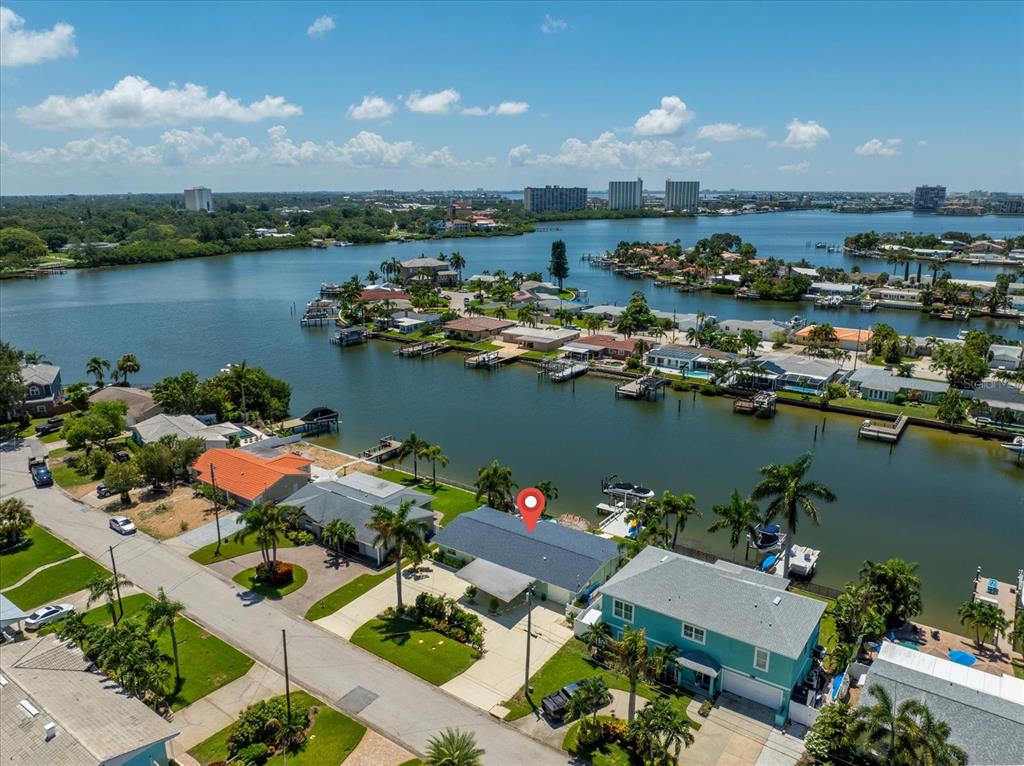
[
  {"xmin": 88, "ymin": 386, "xmax": 162, "ymax": 426},
  {"xmin": 718, "ymin": 319, "xmax": 791, "ymax": 341},
  {"xmin": 965, "ymin": 382, "xmax": 1024, "ymax": 424},
  {"xmin": 561, "ymin": 334, "xmax": 638, "ymax": 361},
  {"xmin": 443, "ymin": 316, "xmax": 516, "ymax": 342},
  {"xmin": 467, "ymin": 274, "xmax": 499, "ymax": 286},
  {"xmin": 520, "ymin": 280, "xmax": 563, "ymax": 296},
  {"xmin": 19, "ymin": 364, "xmax": 63, "ymax": 417},
  {"xmin": 499, "ymin": 325, "xmax": 580, "ymax": 351},
  {"xmin": 432, "ymin": 507, "xmax": 621, "ymax": 606},
  {"xmin": 0, "ymin": 635, "xmax": 179, "ymax": 766},
  {"xmin": 859, "ymin": 642, "xmax": 1024, "ymax": 766},
  {"xmin": 131, "ymin": 413, "xmax": 247, "ymax": 450},
  {"xmin": 191, "ymin": 448, "xmax": 311, "ymax": 506},
  {"xmin": 590, "ymin": 547, "xmax": 825, "ymax": 726},
  {"xmin": 379, "ymin": 309, "xmax": 443, "ymax": 334},
  {"xmin": 847, "ymin": 368, "xmax": 949, "ymax": 404},
  {"xmin": 794, "ymin": 325, "xmax": 874, "ymax": 352},
  {"xmin": 448, "ymin": 220, "xmax": 472, "ymax": 233},
  {"xmin": 398, "ymin": 257, "xmax": 456, "ymax": 284},
  {"xmin": 808, "ymin": 281, "xmax": 861, "ymax": 297},
  {"xmin": 582, "ymin": 305, "xmax": 715, "ymax": 332},
  {"xmin": 360, "ymin": 287, "xmax": 411, "ymax": 303},
  {"xmin": 645, "ymin": 344, "xmax": 700, "ymax": 372},
  {"xmin": 734, "ymin": 352, "xmax": 846, "ymax": 394},
  {"xmin": 867, "ymin": 287, "xmax": 923, "ymax": 305},
  {"xmin": 988, "ymin": 344, "xmax": 1023, "ymax": 371},
  {"xmin": 535, "ymin": 298, "xmax": 591, "ymax": 316},
  {"xmin": 284, "ymin": 473, "xmax": 434, "ymax": 565}
]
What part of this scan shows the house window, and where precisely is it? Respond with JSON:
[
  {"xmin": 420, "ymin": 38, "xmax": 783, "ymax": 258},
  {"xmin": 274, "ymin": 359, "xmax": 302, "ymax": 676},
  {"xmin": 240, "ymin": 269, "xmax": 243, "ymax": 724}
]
[
  {"xmin": 682, "ymin": 623, "xmax": 706, "ymax": 644},
  {"xmin": 28, "ymin": 386, "xmax": 39, "ymax": 397},
  {"xmin": 754, "ymin": 647, "xmax": 770, "ymax": 672},
  {"xmin": 35, "ymin": 405, "xmax": 46, "ymax": 414},
  {"xmin": 612, "ymin": 599, "xmax": 634, "ymax": 623}
]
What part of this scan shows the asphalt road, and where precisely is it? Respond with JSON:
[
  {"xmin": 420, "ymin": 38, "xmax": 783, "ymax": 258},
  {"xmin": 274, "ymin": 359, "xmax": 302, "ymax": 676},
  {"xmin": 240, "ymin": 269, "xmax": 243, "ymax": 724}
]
[{"xmin": 0, "ymin": 441, "xmax": 570, "ymax": 765}]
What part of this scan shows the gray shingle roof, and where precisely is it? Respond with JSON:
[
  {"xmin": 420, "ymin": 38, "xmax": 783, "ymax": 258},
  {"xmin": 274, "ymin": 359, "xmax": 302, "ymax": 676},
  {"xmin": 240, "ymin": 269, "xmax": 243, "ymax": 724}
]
[
  {"xmin": 862, "ymin": 643, "xmax": 1024, "ymax": 766},
  {"xmin": 600, "ymin": 547, "xmax": 825, "ymax": 659},
  {"xmin": 20, "ymin": 364, "xmax": 59, "ymax": 386},
  {"xmin": 432, "ymin": 507, "xmax": 621, "ymax": 593},
  {"xmin": 849, "ymin": 368, "xmax": 949, "ymax": 394}
]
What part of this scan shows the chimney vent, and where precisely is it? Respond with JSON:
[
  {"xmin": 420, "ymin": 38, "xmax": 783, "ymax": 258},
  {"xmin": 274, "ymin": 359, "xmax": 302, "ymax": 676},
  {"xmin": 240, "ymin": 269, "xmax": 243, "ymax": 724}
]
[{"xmin": 44, "ymin": 722, "xmax": 56, "ymax": 741}]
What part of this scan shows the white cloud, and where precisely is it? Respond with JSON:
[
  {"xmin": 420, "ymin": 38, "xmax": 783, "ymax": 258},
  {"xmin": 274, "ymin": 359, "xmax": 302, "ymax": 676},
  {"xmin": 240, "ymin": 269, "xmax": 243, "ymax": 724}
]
[
  {"xmin": 462, "ymin": 101, "xmax": 529, "ymax": 117},
  {"xmin": 917, "ymin": 140, "xmax": 927, "ymax": 147},
  {"xmin": 404, "ymin": 88, "xmax": 461, "ymax": 114},
  {"xmin": 633, "ymin": 96, "xmax": 694, "ymax": 136},
  {"xmin": 347, "ymin": 95, "xmax": 395, "ymax": 120},
  {"xmin": 17, "ymin": 76, "xmax": 302, "ymax": 129},
  {"xmin": 778, "ymin": 160, "xmax": 810, "ymax": 173},
  {"xmin": 774, "ymin": 118, "xmax": 830, "ymax": 149},
  {"xmin": 306, "ymin": 15, "xmax": 335, "ymax": 37},
  {"xmin": 508, "ymin": 131, "xmax": 710, "ymax": 170},
  {"xmin": 540, "ymin": 14, "xmax": 567, "ymax": 34},
  {"xmin": 696, "ymin": 122, "xmax": 765, "ymax": 142},
  {"xmin": 0, "ymin": 6, "xmax": 77, "ymax": 67},
  {"xmin": 855, "ymin": 138, "xmax": 902, "ymax": 157}
]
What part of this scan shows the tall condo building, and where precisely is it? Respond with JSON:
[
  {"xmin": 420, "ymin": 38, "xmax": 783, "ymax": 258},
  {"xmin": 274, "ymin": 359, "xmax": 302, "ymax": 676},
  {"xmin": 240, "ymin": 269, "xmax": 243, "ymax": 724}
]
[
  {"xmin": 665, "ymin": 180, "xmax": 700, "ymax": 212},
  {"xmin": 523, "ymin": 185, "xmax": 588, "ymax": 213},
  {"xmin": 608, "ymin": 178, "xmax": 643, "ymax": 210},
  {"xmin": 912, "ymin": 185, "xmax": 946, "ymax": 212},
  {"xmin": 184, "ymin": 186, "xmax": 214, "ymax": 212}
]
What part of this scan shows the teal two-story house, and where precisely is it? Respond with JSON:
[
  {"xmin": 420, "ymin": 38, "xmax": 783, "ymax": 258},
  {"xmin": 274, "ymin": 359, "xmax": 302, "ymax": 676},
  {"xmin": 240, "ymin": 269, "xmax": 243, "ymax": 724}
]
[{"xmin": 595, "ymin": 547, "xmax": 825, "ymax": 727}]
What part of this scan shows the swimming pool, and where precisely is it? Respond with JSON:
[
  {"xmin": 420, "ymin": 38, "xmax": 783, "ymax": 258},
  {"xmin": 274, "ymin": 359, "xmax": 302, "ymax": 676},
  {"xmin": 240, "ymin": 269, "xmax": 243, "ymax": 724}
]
[
  {"xmin": 783, "ymin": 385, "xmax": 821, "ymax": 396},
  {"xmin": 685, "ymin": 370, "xmax": 712, "ymax": 379}
]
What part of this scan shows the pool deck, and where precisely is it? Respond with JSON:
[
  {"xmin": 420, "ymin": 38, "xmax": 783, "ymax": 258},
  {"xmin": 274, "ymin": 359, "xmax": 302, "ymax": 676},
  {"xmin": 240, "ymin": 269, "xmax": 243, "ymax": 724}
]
[
  {"xmin": 973, "ymin": 573, "xmax": 1019, "ymax": 632},
  {"xmin": 887, "ymin": 621, "xmax": 1017, "ymax": 677}
]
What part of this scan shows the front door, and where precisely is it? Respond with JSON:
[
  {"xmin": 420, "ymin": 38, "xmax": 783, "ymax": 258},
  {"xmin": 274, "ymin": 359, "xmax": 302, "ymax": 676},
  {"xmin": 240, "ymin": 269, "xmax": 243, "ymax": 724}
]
[{"xmin": 694, "ymin": 672, "xmax": 711, "ymax": 691}]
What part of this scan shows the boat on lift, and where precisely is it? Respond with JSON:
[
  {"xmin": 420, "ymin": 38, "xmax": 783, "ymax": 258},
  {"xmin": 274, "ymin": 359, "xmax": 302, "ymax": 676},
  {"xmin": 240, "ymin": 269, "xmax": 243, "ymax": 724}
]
[
  {"xmin": 601, "ymin": 475, "xmax": 655, "ymax": 503},
  {"xmin": 750, "ymin": 523, "xmax": 786, "ymax": 552},
  {"xmin": 1002, "ymin": 436, "xmax": 1024, "ymax": 455}
]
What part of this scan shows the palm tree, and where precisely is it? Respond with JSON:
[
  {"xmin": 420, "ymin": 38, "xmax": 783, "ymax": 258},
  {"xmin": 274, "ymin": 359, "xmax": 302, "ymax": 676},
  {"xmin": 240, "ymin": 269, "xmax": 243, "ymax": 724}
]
[
  {"xmin": 1009, "ymin": 611, "xmax": 1024, "ymax": 655},
  {"xmin": 322, "ymin": 519, "xmax": 357, "ymax": 565},
  {"xmin": 0, "ymin": 497, "xmax": 33, "ymax": 547},
  {"xmin": 977, "ymin": 601, "xmax": 1010, "ymax": 651},
  {"xmin": 425, "ymin": 728, "xmax": 484, "ymax": 766},
  {"xmin": 143, "ymin": 587, "xmax": 184, "ymax": 686},
  {"xmin": 631, "ymin": 696, "xmax": 695, "ymax": 764},
  {"xmin": 581, "ymin": 621, "xmax": 611, "ymax": 658},
  {"xmin": 225, "ymin": 360, "xmax": 251, "ymax": 421},
  {"xmin": 750, "ymin": 452, "xmax": 836, "ymax": 577},
  {"xmin": 564, "ymin": 676, "xmax": 610, "ymax": 742},
  {"xmin": 233, "ymin": 503, "xmax": 290, "ymax": 576},
  {"xmin": 114, "ymin": 354, "xmax": 141, "ymax": 386},
  {"xmin": 536, "ymin": 480, "xmax": 558, "ymax": 504},
  {"xmin": 20, "ymin": 350, "xmax": 49, "ymax": 364},
  {"xmin": 86, "ymin": 571, "xmax": 133, "ymax": 626},
  {"xmin": 473, "ymin": 460, "xmax": 516, "ymax": 510},
  {"xmin": 739, "ymin": 328, "xmax": 761, "ymax": 358},
  {"xmin": 913, "ymin": 704, "xmax": 967, "ymax": 765},
  {"xmin": 369, "ymin": 500, "xmax": 429, "ymax": 612},
  {"xmin": 398, "ymin": 432, "xmax": 430, "ymax": 482},
  {"xmin": 860, "ymin": 558, "xmax": 923, "ymax": 631},
  {"xmin": 708, "ymin": 490, "xmax": 762, "ymax": 561},
  {"xmin": 86, "ymin": 356, "xmax": 110, "ymax": 387},
  {"xmin": 448, "ymin": 252, "xmax": 466, "ymax": 280},
  {"xmin": 423, "ymin": 444, "xmax": 449, "ymax": 488},
  {"xmin": 958, "ymin": 599, "xmax": 988, "ymax": 648},
  {"xmin": 662, "ymin": 491, "xmax": 701, "ymax": 549},
  {"xmin": 609, "ymin": 626, "xmax": 655, "ymax": 722},
  {"xmin": 854, "ymin": 684, "xmax": 938, "ymax": 766}
]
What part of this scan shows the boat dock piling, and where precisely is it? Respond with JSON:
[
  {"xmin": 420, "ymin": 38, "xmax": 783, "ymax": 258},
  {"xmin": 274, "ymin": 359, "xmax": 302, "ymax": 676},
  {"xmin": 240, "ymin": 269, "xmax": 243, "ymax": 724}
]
[
  {"xmin": 615, "ymin": 375, "xmax": 668, "ymax": 400},
  {"xmin": 858, "ymin": 413, "xmax": 909, "ymax": 443},
  {"xmin": 538, "ymin": 358, "xmax": 588, "ymax": 383},
  {"xmin": 331, "ymin": 328, "xmax": 366, "ymax": 346},
  {"xmin": 359, "ymin": 436, "xmax": 403, "ymax": 463},
  {"xmin": 733, "ymin": 391, "xmax": 777, "ymax": 417},
  {"xmin": 465, "ymin": 350, "xmax": 501, "ymax": 369},
  {"xmin": 396, "ymin": 341, "xmax": 449, "ymax": 358}
]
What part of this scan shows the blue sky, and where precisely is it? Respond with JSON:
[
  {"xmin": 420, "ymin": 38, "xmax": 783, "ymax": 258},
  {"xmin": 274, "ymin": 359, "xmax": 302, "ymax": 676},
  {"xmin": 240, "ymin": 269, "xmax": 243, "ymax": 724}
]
[{"xmin": 1, "ymin": 0, "xmax": 1021, "ymax": 194}]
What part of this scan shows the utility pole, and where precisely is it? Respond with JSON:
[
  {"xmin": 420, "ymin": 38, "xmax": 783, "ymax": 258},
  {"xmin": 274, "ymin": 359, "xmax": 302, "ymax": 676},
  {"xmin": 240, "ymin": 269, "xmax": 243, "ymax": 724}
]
[
  {"xmin": 524, "ymin": 584, "xmax": 534, "ymax": 699},
  {"xmin": 109, "ymin": 545, "xmax": 124, "ymax": 622},
  {"xmin": 210, "ymin": 464, "xmax": 222, "ymax": 556}
]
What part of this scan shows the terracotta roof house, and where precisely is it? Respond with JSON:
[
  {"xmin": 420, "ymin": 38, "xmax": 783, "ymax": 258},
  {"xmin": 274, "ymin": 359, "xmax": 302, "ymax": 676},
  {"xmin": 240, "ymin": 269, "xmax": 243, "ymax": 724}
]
[
  {"xmin": 88, "ymin": 386, "xmax": 162, "ymax": 426},
  {"xmin": 563, "ymin": 334, "xmax": 638, "ymax": 361},
  {"xmin": 360, "ymin": 288, "xmax": 411, "ymax": 303},
  {"xmin": 794, "ymin": 325, "xmax": 874, "ymax": 351},
  {"xmin": 443, "ymin": 316, "xmax": 516, "ymax": 342},
  {"xmin": 191, "ymin": 448, "xmax": 311, "ymax": 506}
]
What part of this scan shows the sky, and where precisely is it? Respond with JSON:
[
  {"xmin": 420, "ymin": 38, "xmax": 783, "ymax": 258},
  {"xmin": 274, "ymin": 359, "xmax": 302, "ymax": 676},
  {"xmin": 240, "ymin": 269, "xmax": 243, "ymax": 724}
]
[{"xmin": 1, "ymin": 0, "xmax": 1022, "ymax": 195}]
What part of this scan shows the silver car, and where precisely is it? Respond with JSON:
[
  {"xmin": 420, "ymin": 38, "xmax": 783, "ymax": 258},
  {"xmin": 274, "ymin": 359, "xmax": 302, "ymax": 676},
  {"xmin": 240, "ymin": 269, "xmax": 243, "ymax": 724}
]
[
  {"xmin": 24, "ymin": 603, "xmax": 75, "ymax": 631},
  {"xmin": 109, "ymin": 515, "xmax": 137, "ymax": 535}
]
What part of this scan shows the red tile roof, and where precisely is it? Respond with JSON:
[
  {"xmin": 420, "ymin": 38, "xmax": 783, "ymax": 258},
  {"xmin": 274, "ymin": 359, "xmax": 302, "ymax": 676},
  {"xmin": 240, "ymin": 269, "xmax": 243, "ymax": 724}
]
[
  {"xmin": 574, "ymin": 334, "xmax": 638, "ymax": 353},
  {"xmin": 361, "ymin": 289, "xmax": 410, "ymax": 302},
  {"xmin": 192, "ymin": 449, "xmax": 311, "ymax": 502}
]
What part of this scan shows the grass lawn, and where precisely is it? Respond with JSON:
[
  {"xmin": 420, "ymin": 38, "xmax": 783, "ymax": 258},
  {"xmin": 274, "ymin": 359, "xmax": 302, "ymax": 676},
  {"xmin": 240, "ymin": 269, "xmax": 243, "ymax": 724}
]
[
  {"xmin": 376, "ymin": 468, "xmax": 479, "ymax": 524},
  {"xmin": 42, "ymin": 593, "xmax": 253, "ymax": 710},
  {"xmin": 50, "ymin": 460, "xmax": 99, "ymax": 488},
  {"xmin": 189, "ymin": 691, "xmax": 366, "ymax": 766},
  {"xmin": 189, "ymin": 535, "xmax": 294, "ymax": 565},
  {"xmin": 2, "ymin": 556, "xmax": 107, "ymax": 610},
  {"xmin": 830, "ymin": 396, "xmax": 939, "ymax": 420},
  {"xmin": 501, "ymin": 638, "xmax": 695, "ymax": 724},
  {"xmin": 1013, "ymin": 662, "xmax": 1023, "ymax": 680},
  {"xmin": 351, "ymin": 616, "xmax": 479, "ymax": 685},
  {"xmin": 304, "ymin": 568, "xmax": 394, "ymax": 621},
  {"xmin": 563, "ymin": 718, "xmax": 639, "ymax": 766},
  {"xmin": 232, "ymin": 564, "xmax": 308, "ymax": 599},
  {"xmin": 0, "ymin": 526, "xmax": 76, "ymax": 589},
  {"xmin": 793, "ymin": 589, "xmax": 837, "ymax": 649}
]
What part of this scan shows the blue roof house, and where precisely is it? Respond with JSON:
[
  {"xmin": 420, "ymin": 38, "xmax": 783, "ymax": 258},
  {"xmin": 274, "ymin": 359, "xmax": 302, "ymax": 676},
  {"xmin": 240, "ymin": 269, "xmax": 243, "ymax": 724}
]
[{"xmin": 596, "ymin": 547, "xmax": 825, "ymax": 726}]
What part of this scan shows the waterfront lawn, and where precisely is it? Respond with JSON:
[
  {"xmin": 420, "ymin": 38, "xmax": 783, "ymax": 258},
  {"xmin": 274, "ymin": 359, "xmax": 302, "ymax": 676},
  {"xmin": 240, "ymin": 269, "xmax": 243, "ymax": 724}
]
[
  {"xmin": 350, "ymin": 616, "xmax": 479, "ymax": 685},
  {"xmin": 304, "ymin": 567, "xmax": 395, "ymax": 621},
  {"xmin": 232, "ymin": 564, "xmax": 308, "ymax": 599},
  {"xmin": 501, "ymin": 638, "xmax": 695, "ymax": 724},
  {"xmin": 0, "ymin": 526, "xmax": 76, "ymax": 589},
  {"xmin": 189, "ymin": 535, "xmax": 294, "ymax": 565},
  {"xmin": 189, "ymin": 691, "xmax": 366, "ymax": 766},
  {"xmin": 563, "ymin": 717, "xmax": 639, "ymax": 766},
  {"xmin": 376, "ymin": 468, "xmax": 479, "ymax": 524},
  {"xmin": 2, "ymin": 556, "xmax": 107, "ymax": 610},
  {"xmin": 830, "ymin": 396, "xmax": 939, "ymax": 421},
  {"xmin": 793, "ymin": 589, "xmax": 837, "ymax": 650}
]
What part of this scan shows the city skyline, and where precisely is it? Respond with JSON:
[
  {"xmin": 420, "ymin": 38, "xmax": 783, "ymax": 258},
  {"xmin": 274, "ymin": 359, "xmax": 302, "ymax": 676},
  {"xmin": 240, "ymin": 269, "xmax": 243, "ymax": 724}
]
[{"xmin": 1, "ymin": 1, "xmax": 1021, "ymax": 195}]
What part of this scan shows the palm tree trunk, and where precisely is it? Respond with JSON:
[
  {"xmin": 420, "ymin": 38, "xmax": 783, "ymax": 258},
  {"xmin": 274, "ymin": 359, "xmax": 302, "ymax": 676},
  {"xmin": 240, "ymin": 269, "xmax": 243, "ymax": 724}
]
[
  {"xmin": 413, "ymin": 456, "xmax": 418, "ymax": 481},
  {"xmin": 432, "ymin": 461, "xmax": 437, "ymax": 488},
  {"xmin": 395, "ymin": 542, "xmax": 404, "ymax": 612},
  {"xmin": 783, "ymin": 523, "xmax": 794, "ymax": 578},
  {"xmin": 628, "ymin": 678, "xmax": 637, "ymax": 722},
  {"xmin": 170, "ymin": 622, "xmax": 181, "ymax": 683}
]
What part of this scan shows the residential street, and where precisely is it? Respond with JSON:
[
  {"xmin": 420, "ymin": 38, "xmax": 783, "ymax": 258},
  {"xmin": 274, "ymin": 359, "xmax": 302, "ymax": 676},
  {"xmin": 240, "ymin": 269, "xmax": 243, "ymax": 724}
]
[{"xmin": 0, "ymin": 441, "xmax": 571, "ymax": 766}]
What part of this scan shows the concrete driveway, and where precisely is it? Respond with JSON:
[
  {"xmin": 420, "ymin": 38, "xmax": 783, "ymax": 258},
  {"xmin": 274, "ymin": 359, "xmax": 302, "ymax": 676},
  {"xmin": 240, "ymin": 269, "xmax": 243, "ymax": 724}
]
[
  {"xmin": 315, "ymin": 562, "xmax": 574, "ymax": 713},
  {"xmin": 682, "ymin": 693, "xmax": 805, "ymax": 766}
]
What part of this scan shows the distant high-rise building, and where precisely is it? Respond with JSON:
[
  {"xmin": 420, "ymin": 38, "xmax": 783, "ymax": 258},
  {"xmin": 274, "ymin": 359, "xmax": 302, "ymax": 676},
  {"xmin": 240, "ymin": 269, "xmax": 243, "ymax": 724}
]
[
  {"xmin": 523, "ymin": 185, "xmax": 588, "ymax": 213},
  {"xmin": 664, "ymin": 180, "xmax": 700, "ymax": 213},
  {"xmin": 608, "ymin": 178, "xmax": 643, "ymax": 210},
  {"xmin": 184, "ymin": 186, "xmax": 213, "ymax": 212},
  {"xmin": 912, "ymin": 185, "xmax": 946, "ymax": 212}
]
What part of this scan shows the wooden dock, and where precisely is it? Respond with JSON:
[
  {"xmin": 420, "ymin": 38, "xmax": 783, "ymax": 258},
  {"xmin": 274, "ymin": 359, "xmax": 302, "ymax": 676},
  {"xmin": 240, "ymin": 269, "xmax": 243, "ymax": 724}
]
[
  {"xmin": 331, "ymin": 328, "xmax": 366, "ymax": 346},
  {"xmin": 615, "ymin": 375, "xmax": 668, "ymax": 400},
  {"xmin": 396, "ymin": 341, "xmax": 449, "ymax": 358},
  {"xmin": 733, "ymin": 391, "xmax": 777, "ymax": 417},
  {"xmin": 538, "ymin": 358, "xmax": 588, "ymax": 382},
  {"xmin": 859, "ymin": 413, "xmax": 909, "ymax": 443},
  {"xmin": 300, "ymin": 314, "xmax": 333, "ymax": 327},
  {"xmin": 465, "ymin": 350, "xmax": 501, "ymax": 369},
  {"xmin": 360, "ymin": 436, "xmax": 403, "ymax": 463}
]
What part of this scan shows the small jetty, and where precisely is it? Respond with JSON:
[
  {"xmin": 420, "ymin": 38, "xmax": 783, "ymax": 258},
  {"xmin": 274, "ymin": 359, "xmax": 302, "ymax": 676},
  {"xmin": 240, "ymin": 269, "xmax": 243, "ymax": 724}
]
[
  {"xmin": 301, "ymin": 298, "xmax": 338, "ymax": 326},
  {"xmin": 733, "ymin": 391, "xmax": 777, "ymax": 417},
  {"xmin": 859, "ymin": 413, "xmax": 909, "ymax": 443},
  {"xmin": 331, "ymin": 327, "xmax": 366, "ymax": 346},
  {"xmin": 280, "ymin": 406, "xmax": 340, "ymax": 436},
  {"xmin": 538, "ymin": 358, "xmax": 588, "ymax": 382},
  {"xmin": 16, "ymin": 264, "xmax": 68, "ymax": 279},
  {"xmin": 360, "ymin": 436, "xmax": 402, "ymax": 463},
  {"xmin": 615, "ymin": 375, "xmax": 668, "ymax": 400},
  {"xmin": 320, "ymin": 282, "xmax": 345, "ymax": 296},
  {"xmin": 860, "ymin": 300, "xmax": 878, "ymax": 312},
  {"xmin": 396, "ymin": 341, "xmax": 449, "ymax": 358},
  {"xmin": 465, "ymin": 350, "xmax": 501, "ymax": 369},
  {"xmin": 814, "ymin": 295, "xmax": 844, "ymax": 309}
]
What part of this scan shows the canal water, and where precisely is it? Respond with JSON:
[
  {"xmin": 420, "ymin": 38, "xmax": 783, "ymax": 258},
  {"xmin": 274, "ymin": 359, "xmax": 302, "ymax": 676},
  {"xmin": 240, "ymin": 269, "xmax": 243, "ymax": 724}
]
[{"xmin": 2, "ymin": 211, "xmax": 1021, "ymax": 630}]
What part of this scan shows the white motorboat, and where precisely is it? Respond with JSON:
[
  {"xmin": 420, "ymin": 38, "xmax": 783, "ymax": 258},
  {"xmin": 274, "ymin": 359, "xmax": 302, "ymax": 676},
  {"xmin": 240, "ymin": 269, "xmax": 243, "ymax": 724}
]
[{"xmin": 1002, "ymin": 436, "xmax": 1024, "ymax": 455}]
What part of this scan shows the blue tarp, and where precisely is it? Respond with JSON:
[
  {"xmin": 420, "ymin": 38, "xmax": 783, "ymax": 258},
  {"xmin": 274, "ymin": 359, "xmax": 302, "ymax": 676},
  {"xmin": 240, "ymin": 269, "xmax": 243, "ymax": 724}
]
[{"xmin": 948, "ymin": 649, "xmax": 976, "ymax": 666}]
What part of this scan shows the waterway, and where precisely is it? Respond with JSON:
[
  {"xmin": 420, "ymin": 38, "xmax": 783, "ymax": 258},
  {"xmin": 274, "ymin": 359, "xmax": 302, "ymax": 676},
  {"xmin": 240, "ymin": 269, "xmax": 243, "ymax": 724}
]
[{"xmin": 2, "ymin": 211, "xmax": 1021, "ymax": 630}]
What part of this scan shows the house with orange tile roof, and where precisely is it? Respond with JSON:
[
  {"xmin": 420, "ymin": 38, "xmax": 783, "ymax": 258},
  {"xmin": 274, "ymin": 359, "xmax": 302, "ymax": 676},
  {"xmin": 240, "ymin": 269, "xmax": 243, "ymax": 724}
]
[
  {"xmin": 191, "ymin": 448, "xmax": 312, "ymax": 506},
  {"xmin": 794, "ymin": 325, "xmax": 874, "ymax": 351}
]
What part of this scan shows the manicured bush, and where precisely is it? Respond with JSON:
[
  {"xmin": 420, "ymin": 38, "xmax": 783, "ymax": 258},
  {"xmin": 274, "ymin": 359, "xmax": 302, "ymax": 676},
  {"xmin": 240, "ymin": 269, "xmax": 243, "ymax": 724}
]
[
  {"xmin": 227, "ymin": 697, "xmax": 308, "ymax": 756},
  {"xmin": 236, "ymin": 742, "xmax": 270, "ymax": 765},
  {"xmin": 698, "ymin": 699, "xmax": 713, "ymax": 717},
  {"xmin": 601, "ymin": 717, "xmax": 630, "ymax": 744},
  {"xmin": 255, "ymin": 561, "xmax": 293, "ymax": 586}
]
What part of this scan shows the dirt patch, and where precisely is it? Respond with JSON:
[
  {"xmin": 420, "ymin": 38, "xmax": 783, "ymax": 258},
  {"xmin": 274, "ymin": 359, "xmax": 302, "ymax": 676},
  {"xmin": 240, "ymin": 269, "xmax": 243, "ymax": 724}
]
[
  {"xmin": 293, "ymin": 442, "xmax": 359, "ymax": 470},
  {"xmin": 100, "ymin": 486, "xmax": 219, "ymax": 540}
]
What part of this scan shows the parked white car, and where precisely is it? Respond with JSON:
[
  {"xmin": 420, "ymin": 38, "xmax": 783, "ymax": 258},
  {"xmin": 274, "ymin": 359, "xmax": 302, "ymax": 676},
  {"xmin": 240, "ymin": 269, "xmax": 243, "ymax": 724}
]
[
  {"xmin": 109, "ymin": 516, "xmax": 137, "ymax": 535},
  {"xmin": 24, "ymin": 603, "xmax": 75, "ymax": 631}
]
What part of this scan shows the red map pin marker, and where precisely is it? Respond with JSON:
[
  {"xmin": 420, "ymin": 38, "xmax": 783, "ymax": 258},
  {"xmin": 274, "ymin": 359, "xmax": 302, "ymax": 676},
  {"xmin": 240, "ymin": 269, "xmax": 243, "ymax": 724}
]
[{"xmin": 516, "ymin": 487, "xmax": 546, "ymax": 533}]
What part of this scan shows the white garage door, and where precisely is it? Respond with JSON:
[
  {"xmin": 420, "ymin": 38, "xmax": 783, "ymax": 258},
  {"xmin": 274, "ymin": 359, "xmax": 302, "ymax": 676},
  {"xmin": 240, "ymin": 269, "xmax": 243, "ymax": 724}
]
[{"xmin": 722, "ymin": 670, "xmax": 783, "ymax": 710}]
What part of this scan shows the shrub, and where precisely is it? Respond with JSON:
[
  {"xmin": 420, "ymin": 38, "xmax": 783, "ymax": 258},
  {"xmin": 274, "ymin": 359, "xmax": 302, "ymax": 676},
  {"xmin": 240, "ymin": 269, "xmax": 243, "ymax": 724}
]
[
  {"xmin": 236, "ymin": 742, "xmax": 270, "ymax": 765},
  {"xmin": 288, "ymin": 530, "xmax": 315, "ymax": 546},
  {"xmin": 710, "ymin": 284, "xmax": 735, "ymax": 295},
  {"xmin": 464, "ymin": 585, "xmax": 478, "ymax": 601},
  {"xmin": 88, "ymin": 449, "xmax": 112, "ymax": 478},
  {"xmin": 179, "ymin": 519, "xmax": 189, "ymax": 532},
  {"xmin": 700, "ymin": 383, "xmax": 724, "ymax": 396},
  {"xmin": 488, "ymin": 596, "xmax": 500, "ymax": 613},
  {"xmin": 256, "ymin": 561, "xmax": 294, "ymax": 585},
  {"xmin": 227, "ymin": 698, "xmax": 307, "ymax": 755},
  {"xmin": 601, "ymin": 717, "xmax": 630, "ymax": 744},
  {"xmin": 625, "ymin": 355, "xmax": 642, "ymax": 371},
  {"xmin": 698, "ymin": 699, "xmax": 713, "ymax": 718}
]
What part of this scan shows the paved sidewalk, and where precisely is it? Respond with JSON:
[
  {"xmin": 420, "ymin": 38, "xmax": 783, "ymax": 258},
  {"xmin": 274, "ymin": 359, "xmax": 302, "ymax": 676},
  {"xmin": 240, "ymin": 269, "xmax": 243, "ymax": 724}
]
[{"xmin": 0, "ymin": 441, "xmax": 570, "ymax": 766}]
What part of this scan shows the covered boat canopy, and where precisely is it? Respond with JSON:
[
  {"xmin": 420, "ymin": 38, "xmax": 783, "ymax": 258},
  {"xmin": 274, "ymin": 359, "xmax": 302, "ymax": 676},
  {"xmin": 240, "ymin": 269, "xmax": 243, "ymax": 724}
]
[
  {"xmin": 675, "ymin": 650, "xmax": 722, "ymax": 679},
  {"xmin": 456, "ymin": 558, "xmax": 535, "ymax": 603}
]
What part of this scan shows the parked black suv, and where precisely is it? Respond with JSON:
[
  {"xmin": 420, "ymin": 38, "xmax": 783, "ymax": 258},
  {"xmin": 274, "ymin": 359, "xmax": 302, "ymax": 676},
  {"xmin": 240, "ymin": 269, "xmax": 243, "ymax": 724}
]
[
  {"xmin": 541, "ymin": 681, "xmax": 584, "ymax": 721},
  {"xmin": 30, "ymin": 463, "xmax": 54, "ymax": 488}
]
